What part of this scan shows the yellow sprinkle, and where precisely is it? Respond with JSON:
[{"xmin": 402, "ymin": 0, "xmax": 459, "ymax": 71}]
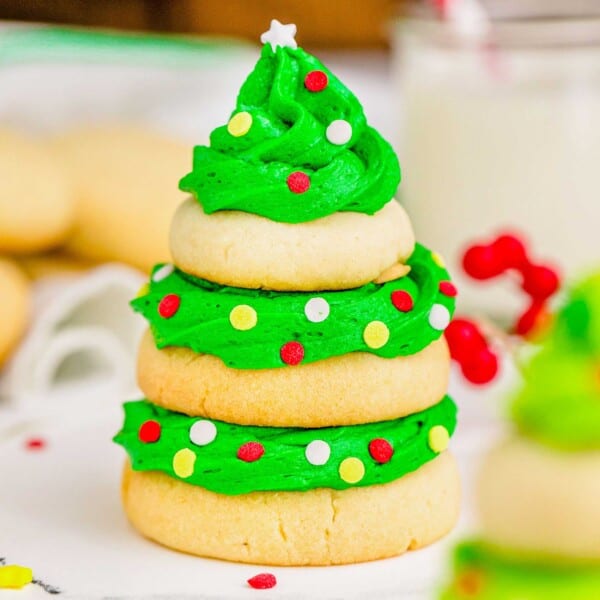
[
  {"xmin": 173, "ymin": 448, "xmax": 196, "ymax": 478},
  {"xmin": 373, "ymin": 263, "xmax": 411, "ymax": 284},
  {"xmin": 136, "ymin": 283, "xmax": 150, "ymax": 298},
  {"xmin": 227, "ymin": 112, "xmax": 253, "ymax": 137},
  {"xmin": 229, "ymin": 304, "xmax": 258, "ymax": 331},
  {"xmin": 428, "ymin": 426, "xmax": 450, "ymax": 453},
  {"xmin": 0, "ymin": 565, "xmax": 33, "ymax": 589},
  {"xmin": 363, "ymin": 321, "xmax": 390, "ymax": 349},
  {"xmin": 339, "ymin": 457, "xmax": 365, "ymax": 484},
  {"xmin": 431, "ymin": 252, "xmax": 446, "ymax": 268}
]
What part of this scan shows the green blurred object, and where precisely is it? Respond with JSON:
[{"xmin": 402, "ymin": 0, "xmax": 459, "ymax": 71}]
[{"xmin": 511, "ymin": 272, "xmax": 600, "ymax": 450}]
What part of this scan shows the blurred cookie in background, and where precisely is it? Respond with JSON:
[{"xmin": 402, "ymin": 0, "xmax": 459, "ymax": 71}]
[
  {"xmin": 52, "ymin": 126, "xmax": 191, "ymax": 274},
  {"xmin": 0, "ymin": 130, "xmax": 74, "ymax": 254},
  {"xmin": 0, "ymin": 258, "xmax": 30, "ymax": 367}
]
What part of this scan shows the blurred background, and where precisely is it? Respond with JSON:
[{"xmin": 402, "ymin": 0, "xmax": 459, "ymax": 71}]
[{"xmin": 1, "ymin": 2, "xmax": 600, "ymax": 598}]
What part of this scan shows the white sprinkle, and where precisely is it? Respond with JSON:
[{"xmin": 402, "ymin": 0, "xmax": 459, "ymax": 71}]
[
  {"xmin": 326, "ymin": 119, "xmax": 352, "ymax": 145},
  {"xmin": 429, "ymin": 304, "xmax": 451, "ymax": 331},
  {"xmin": 189, "ymin": 420, "xmax": 217, "ymax": 446},
  {"xmin": 152, "ymin": 263, "xmax": 174, "ymax": 282},
  {"xmin": 304, "ymin": 297, "xmax": 330, "ymax": 323},
  {"xmin": 305, "ymin": 440, "xmax": 331, "ymax": 466}
]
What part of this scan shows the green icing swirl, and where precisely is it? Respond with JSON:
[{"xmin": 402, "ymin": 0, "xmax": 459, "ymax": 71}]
[
  {"xmin": 511, "ymin": 272, "xmax": 600, "ymax": 450},
  {"xmin": 114, "ymin": 396, "xmax": 456, "ymax": 495},
  {"xmin": 131, "ymin": 244, "xmax": 456, "ymax": 370},
  {"xmin": 441, "ymin": 541, "xmax": 600, "ymax": 600},
  {"xmin": 179, "ymin": 44, "xmax": 401, "ymax": 223}
]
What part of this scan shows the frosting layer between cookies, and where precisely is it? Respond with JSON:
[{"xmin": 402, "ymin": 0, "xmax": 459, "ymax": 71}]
[
  {"xmin": 179, "ymin": 45, "xmax": 400, "ymax": 223},
  {"xmin": 114, "ymin": 395, "xmax": 456, "ymax": 495},
  {"xmin": 132, "ymin": 244, "xmax": 456, "ymax": 370}
]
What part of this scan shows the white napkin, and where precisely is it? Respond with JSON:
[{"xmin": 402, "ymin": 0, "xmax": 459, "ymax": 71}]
[{"xmin": 0, "ymin": 263, "xmax": 145, "ymax": 412}]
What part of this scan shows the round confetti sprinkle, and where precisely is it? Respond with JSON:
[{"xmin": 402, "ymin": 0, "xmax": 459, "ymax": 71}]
[
  {"xmin": 304, "ymin": 297, "xmax": 330, "ymax": 323},
  {"xmin": 304, "ymin": 70, "xmax": 328, "ymax": 92},
  {"xmin": 229, "ymin": 304, "xmax": 258, "ymax": 331},
  {"xmin": 136, "ymin": 283, "xmax": 149, "ymax": 298},
  {"xmin": 158, "ymin": 294, "xmax": 181, "ymax": 319},
  {"xmin": 431, "ymin": 252, "xmax": 446, "ymax": 268},
  {"xmin": 227, "ymin": 111, "xmax": 252, "ymax": 137},
  {"xmin": 428, "ymin": 425, "xmax": 450, "ymax": 453},
  {"xmin": 339, "ymin": 457, "xmax": 365, "ymax": 484},
  {"xmin": 173, "ymin": 448, "xmax": 196, "ymax": 478},
  {"xmin": 391, "ymin": 290, "xmax": 414, "ymax": 312},
  {"xmin": 0, "ymin": 565, "xmax": 33, "ymax": 589},
  {"xmin": 286, "ymin": 171, "xmax": 311, "ymax": 194},
  {"xmin": 189, "ymin": 420, "xmax": 217, "ymax": 446},
  {"xmin": 363, "ymin": 321, "xmax": 390, "ymax": 349},
  {"xmin": 305, "ymin": 440, "xmax": 331, "ymax": 466},
  {"xmin": 368, "ymin": 438, "xmax": 394, "ymax": 464},
  {"xmin": 25, "ymin": 437, "xmax": 46, "ymax": 451},
  {"xmin": 138, "ymin": 420, "xmax": 161, "ymax": 443},
  {"xmin": 326, "ymin": 119, "xmax": 352, "ymax": 145},
  {"xmin": 152, "ymin": 263, "xmax": 174, "ymax": 282},
  {"xmin": 429, "ymin": 304, "xmax": 451, "ymax": 331},
  {"xmin": 439, "ymin": 280, "xmax": 458, "ymax": 297},
  {"xmin": 280, "ymin": 341, "xmax": 304, "ymax": 365},
  {"xmin": 247, "ymin": 573, "xmax": 277, "ymax": 589},
  {"xmin": 237, "ymin": 441, "xmax": 264, "ymax": 462}
]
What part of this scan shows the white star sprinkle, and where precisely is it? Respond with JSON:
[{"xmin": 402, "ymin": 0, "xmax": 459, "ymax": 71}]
[{"xmin": 260, "ymin": 19, "xmax": 297, "ymax": 51}]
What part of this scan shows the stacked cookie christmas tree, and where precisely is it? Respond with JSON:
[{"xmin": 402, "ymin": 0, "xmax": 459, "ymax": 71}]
[
  {"xmin": 442, "ymin": 272, "xmax": 600, "ymax": 598},
  {"xmin": 115, "ymin": 21, "xmax": 460, "ymax": 566}
]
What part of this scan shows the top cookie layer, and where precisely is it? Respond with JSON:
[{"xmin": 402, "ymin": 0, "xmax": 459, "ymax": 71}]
[{"xmin": 179, "ymin": 44, "xmax": 400, "ymax": 223}]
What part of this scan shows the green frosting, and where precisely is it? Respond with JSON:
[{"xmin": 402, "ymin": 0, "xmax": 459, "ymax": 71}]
[
  {"xmin": 441, "ymin": 541, "xmax": 600, "ymax": 600},
  {"xmin": 114, "ymin": 396, "xmax": 457, "ymax": 495},
  {"xmin": 131, "ymin": 244, "xmax": 456, "ymax": 369},
  {"xmin": 179, "ymin": 44, "xmax": 401, "ymax": 223},
  {"xmin": 511, "ymin": 272, "xmax": 600, "ymax": 450}
]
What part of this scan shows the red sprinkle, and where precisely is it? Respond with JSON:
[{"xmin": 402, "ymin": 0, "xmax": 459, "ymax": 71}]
[
  {"xmin": 247, "ymin": 573, "xmax": 277, "ymax": 589},
  {"xmin": 390, "ymin": 290, "xmax": 414, "ymax": 312},
  {"xmin": 139, "ymin": 420, "xmax": 161, "ymax": 443},
  {"xmin": 158, "ymin": 294, "xmax": 181, "ymax": 318},
  {"xmin": 25, "ymin": 437, "xmax": 46, "ymax": 451},
  {"xmin": 368, "ymin": 438, "xmax": 394, "ymax": 464},
  {"xmin": 286, "ymin": 171, "xmax": 311, "ymax": 194},
  {"xmin": 237, "ymin": 441, "xmax": 265, "ymax": 462},
  {"xmin": 280, "ymin": 341, "xmax": 305, "ymax": 366},
  {"xmin": 439, "ymin": 280, "xmax": 458, "ymax": 297},
  {"xmin": 304, "ymin": 70, "xmax": 328, "ymax": 92}
]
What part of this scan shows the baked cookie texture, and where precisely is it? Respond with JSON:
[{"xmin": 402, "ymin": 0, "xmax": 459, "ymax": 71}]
[
  {"xmin": 115, "ymin": 24, "xmax": 460, "ymax": 566},
  {"xmin": 442, "ymin": 272, "xmax": 600, "ymax": 598},
  {"xmin": 0, "ymin": 130, "xmax": 73, "ymax": 254},
  {"xmin": 0, "ymin": 259, "xmax": 30, "ymax": 366},
  {"xmin": 170, "ymin": 197, "xmax": 415, "ymax": 291},
  {"xmin": 122, "ymin": 453, "xmax": 460, "ymax": 566}
]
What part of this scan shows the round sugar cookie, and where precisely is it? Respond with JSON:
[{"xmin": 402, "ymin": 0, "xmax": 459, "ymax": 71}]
[
  {"xmin": 0, "ymin": 259, "xmax": 30, "ymax": 367},
  {"xmin": 170, "ymin": 197, "xmax": 415, "ymax": 291},
  {"xmin": 137, "ymin": 330, "xmax": 450, "ymax": 427},
  {"xmin": 0, "ymin": 130, "xmax": 73, "ymax": 253},
  {"xmin": 122, "ymin": 451, "xmax": 459, "ymax": 566},
  {"xmin": 478, "ymin": 435, "xmax": 600, "ymax": 563},
  {"xmin": 51, "ymin": 126, "xmax": 190, "ymax": 273}
]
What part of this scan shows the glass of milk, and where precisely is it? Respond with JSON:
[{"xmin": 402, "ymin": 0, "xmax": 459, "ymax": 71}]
[{"xmin": 394, "ymin": 12, "xmax": 600, "ymax": 318}]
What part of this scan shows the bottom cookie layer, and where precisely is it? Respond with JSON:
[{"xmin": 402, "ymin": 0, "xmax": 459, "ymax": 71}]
[{"xmin": 122, "ymin": 452, "xmax": 460, "ymax": 566}]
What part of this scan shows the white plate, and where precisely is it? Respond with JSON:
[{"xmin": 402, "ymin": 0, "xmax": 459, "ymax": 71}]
[{"xmin": 0, "ymin": 398, "xmax": 489, "ymax": 600}]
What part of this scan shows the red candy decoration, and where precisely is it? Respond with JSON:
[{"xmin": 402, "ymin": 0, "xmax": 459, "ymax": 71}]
[
  {"xmin": 237, "ymin": 441, "xmax": 265, "ymax": 462},
  {"xmin": 462, "ymin": 348, "xmax": 499, "ymax": 385},
  {"xmin": 286, "ymin": 171, "xmax": 311, "ymax": 194},
  {"xmin": 462, "ymin": 245, "xmax": 504, "ymax": 280},
  {"xmin": 139, "ymin": 420, "xmax": 161, "ymax": 443},
  {"xmin": 304, "ymin": 70, "xmax": 328, "ymax": 92},
  {"xmin": 521, "ymin": 264, "xmax": 560, "ymax": 300},
  {"xmin": 25, "ymin": 437, "xmax": 46, "ymax": 451},
  {"xmin": 493, "ymin": 234, "xmax": 528, "ymax": 269},
  {"xmin": 280, "ymin": 341, "xmax": 305, "ymax": 365},
  {"xmin": 158, "ymin": 294, "xmax": 181, "ymax": 319},
  {"xmin": 391, "ymin": 290, "xmax": 414, "ymax": 312},
  {"xmin": 439, "ymin": 280, "xmax": 458, "ymax": 297},
  {"xmin": 368, "ymin": 438, "xmax": 394, "ymax": 463},
  {"xmin": 247, "ymin": 573, "xmax": 277, "ymax": 590}
]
